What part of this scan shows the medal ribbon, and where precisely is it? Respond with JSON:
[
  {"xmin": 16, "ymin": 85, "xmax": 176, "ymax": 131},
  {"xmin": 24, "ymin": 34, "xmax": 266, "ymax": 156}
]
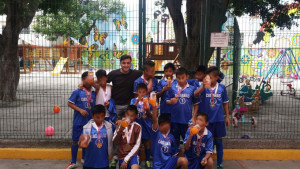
[
  {"xmin": 210, "ymin": 83, "xmax": 219, "ymax": 106},
  {"xmin": 139, "ymin": 101, "xmax": 146, "ymax": 115},
  {"xmin": 83, "ymin": 88, "xmax": 92, "ymax": 108},
  {"xmin": 197, "ymin": 134, "xmax": 203, "ymax": 153},
  {"xmin": 176, "ymin": 83, "xmax": 187, "ymax": 97},
  {"xmin": 125, "ymin": 123, "xmax": 134, "ymax": 144}
]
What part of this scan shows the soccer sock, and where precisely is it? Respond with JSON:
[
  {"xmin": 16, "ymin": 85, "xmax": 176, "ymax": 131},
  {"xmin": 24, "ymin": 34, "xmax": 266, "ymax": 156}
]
[
  {"xmin": 145, "ymin": 148, "xmax": 151, "ymax": 161},
  {"xmin": 82, "ymin": 148, "xmax": 86, "ymax": 160},
  {"xmin": 215, "ymin": 139, "xmax": 223, "ymax": 166},
  {"xmin": 71, "ymin": 144, "xmax": 79, "ymax": 164}
]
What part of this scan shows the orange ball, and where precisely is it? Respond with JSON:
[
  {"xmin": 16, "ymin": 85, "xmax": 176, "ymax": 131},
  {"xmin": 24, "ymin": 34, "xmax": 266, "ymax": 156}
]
[{"xmin": 53, "ymin": 106, "xmax": 60, "ymax": 114}]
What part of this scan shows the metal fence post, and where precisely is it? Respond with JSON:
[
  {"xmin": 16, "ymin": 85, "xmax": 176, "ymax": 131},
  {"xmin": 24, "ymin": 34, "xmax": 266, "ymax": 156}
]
[{"xmin": 232, "ymin": 18, "xmax": 241, "ymax": 108}]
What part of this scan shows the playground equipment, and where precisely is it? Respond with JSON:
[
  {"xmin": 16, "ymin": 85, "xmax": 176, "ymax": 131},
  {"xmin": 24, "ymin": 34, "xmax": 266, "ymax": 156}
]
[
  {"xmin": 261, "ymin": 48, "xmax": 300, "ymax": 88},
  {"xmin": 232, "ymin": 95, "xmax": 258, "ymax": 127},
  {"xmin": 19, "ymin": 37, "xmax": 87, "ymax": 74},
  {"xmin": 280, "ymin": 81, "xmax": 296, "ymax": 96},
  {"xmin": 51, "ymin": 57, "xmax": 68, "ymax": 76}
]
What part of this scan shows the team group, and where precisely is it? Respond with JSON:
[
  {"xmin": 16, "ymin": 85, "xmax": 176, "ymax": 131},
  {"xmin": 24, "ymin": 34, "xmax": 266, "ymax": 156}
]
[{"xmin": 65, "ymin": 55, "xmax": 230, "ymax": 169}]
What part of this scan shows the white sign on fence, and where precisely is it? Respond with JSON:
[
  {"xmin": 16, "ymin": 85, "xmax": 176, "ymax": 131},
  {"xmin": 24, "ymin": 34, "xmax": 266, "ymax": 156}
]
[{"xmin": 210, "ymin": 33, "xmax": 229, "ymax": 47}]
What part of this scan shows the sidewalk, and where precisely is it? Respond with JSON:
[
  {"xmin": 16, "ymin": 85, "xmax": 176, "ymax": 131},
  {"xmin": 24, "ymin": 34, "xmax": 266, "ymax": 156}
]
[{"xmin": 0, "ymin": 159, "xmax": 300, "ymax": 169}]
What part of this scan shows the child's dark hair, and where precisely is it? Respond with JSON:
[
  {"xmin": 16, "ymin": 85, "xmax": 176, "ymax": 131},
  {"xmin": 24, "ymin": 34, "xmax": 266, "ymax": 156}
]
[
  {"xmin": 196, "ymin": 112, "xmax": 209, "ymax": 122},
  {"xmin": 158, "ymin": 113, "xmax": 171, "ymax": 125},
  {"xmin": 137, "ymin": 83, "xmax": 148, "ymax": 92},
  {"xmin": 206, "ymin": 66, "xmax": 221, "ymax": 77},
  {"xmin": 176, "ymin": 67, "xmax": 188, "ymax": 76},
  {"xmin": 196, "ymin": 65, "xmax": 206, "ymax": 73},
  {"xmin": 81, "ymin": 71, "xmax": 88, "ymax": 79},
  {"xmin": 164, "ymin": 63, "xmax": 176, "ymax": 71},
  {"xmin": 120, "ymin": 55, "xmax": 132, "ymax": 62},
  {"xmin": 143, "ymin": 60, "xmax": 155, "ymax": 71},
  {"xmin": 126, "ymin": 105, "xmax": 138, "ymax": 115},
  {"xmin": 92, "ymin": 104, "xmax": 106, "ymax": 115},
  {"xmin": 96, "ymin": 69, "xmax": 107, "ymax": 78}
]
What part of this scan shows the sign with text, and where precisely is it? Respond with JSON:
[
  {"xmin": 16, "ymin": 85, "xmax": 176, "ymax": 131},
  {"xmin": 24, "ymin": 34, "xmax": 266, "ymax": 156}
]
[{"xmin": 210, "ymin": 33, "xmax": 229, "ymax": 47}]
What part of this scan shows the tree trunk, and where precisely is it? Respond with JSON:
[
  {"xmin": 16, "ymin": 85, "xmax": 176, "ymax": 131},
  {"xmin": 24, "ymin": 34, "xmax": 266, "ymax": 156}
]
[
  {"xmin": 0, "ymin": 0, "xmax": 40, "ymax": 101},
  {"xmin": 166, "ymin": 0, "xmax": 229, "ymax": 70}
]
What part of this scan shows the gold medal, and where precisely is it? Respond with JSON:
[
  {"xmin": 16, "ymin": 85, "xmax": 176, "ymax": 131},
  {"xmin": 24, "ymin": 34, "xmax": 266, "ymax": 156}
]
[
  {"xmin": 211, "ymin": 103, "xmax": 215, "ymax": 108},
  {"xmin": 197, "ymin": 152, "xmax": 200, "ymax": 156},
  {"xmin": 143, "ymin": 114, "xmax": 147, "ymax": 119},
  {"xmin": 88, "ymin": 105, "xmax": 91, "ymax": 110},
  {"xmin": 97, "ymin": 142, "xmax": 102, "ymax": 148}
]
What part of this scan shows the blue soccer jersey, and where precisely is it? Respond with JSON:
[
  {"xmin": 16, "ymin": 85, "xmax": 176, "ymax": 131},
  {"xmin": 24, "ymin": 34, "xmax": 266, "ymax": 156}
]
[
  {"xmin": 201, "ymin": 83, "xmax": 229, "ymax": 123},
  {"xmin": 68, "ymin": 89, "xmax": 96, "ymax": 126},
  {"xmin": 130, "ymin": 98, "xmax": 153, "ymax": 139},
  {"xmin": 83, "ymin": 123, "xmax": 109, "ymax": 168},
  {"xmin": 152, "ymin": 129, "xmax": 178, "ymax": 169},
  {"xmin": 193, "ymin": 80, "xmax": 206, "ymax": 113},
  {"xmin": 183, "ymin": 127, "xmax": 213, "ymax": 163},
  {"xmin": 166, "ymin": 83, "xmax": 199, "ymax": 124},
  {"xmin": 133, "ymin": 75, "xmax": 158, "ymax": 93},
  {"xmin": 156, "ymin": 77, "xmax": 177, "ymax": 114}
]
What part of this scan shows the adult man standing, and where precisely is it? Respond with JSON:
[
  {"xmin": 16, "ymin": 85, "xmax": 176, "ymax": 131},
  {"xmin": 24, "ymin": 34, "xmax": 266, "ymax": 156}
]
[{"xmin": 107, "ymin": 55, "xmax": 142, "ymax": 120}]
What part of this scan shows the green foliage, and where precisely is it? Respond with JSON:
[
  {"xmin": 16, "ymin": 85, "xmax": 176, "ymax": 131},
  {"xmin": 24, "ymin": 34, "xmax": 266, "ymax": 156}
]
[{"xmin": 33, "ymin": 0, "xmax": 124, "ymax": 42}]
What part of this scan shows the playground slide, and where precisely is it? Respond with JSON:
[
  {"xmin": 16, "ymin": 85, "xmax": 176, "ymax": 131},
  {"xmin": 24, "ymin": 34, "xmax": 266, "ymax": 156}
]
[{"xmin": 51, "ymin": 57, "xmax": 68, "ymax": 76}]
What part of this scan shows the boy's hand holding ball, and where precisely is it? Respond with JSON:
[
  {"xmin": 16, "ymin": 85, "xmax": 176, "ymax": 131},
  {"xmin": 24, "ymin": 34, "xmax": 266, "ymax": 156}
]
[{"xmin": 104, "ymin": 101, "xmax": 110, "ymax": 107}]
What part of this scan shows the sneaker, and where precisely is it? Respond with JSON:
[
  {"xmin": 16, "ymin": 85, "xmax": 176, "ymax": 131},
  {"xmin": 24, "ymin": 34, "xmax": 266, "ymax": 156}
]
[
  {"xmin": 145, "ymin": 161, "xmax": 151, "ymax": 169},
  {"xmin": 217, "ymin": 164, "xmax": 224, "ymax": 169},
  {"xmin": 80, "ymin": 159, "xmax": 84, "ymax": 164},
  {"xmin": 109, "ymin": 160, "xmax": 116, "ymax": 169},
  {"xmin": 65, "ymin": 162, "xmax": 78, "ymax": 169}
]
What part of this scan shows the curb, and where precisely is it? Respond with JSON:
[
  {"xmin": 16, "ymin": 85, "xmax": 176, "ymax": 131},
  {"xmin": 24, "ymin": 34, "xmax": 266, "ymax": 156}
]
[{"xmin": 1, "ymin": 148, "xmax": 300, "ymax": 161}]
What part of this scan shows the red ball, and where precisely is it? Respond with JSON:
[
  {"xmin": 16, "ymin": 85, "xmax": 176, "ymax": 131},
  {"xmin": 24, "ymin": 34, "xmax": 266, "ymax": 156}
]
[{"xmin": 53, "ymin": 106, "xmax": 60, "ymax": 114}]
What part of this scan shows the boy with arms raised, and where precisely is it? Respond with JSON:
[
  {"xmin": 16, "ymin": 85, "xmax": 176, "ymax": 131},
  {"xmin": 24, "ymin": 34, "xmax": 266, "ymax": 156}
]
[{"xmin": 151, "ymin": 104, "xmax": 188, "ymax": 169}]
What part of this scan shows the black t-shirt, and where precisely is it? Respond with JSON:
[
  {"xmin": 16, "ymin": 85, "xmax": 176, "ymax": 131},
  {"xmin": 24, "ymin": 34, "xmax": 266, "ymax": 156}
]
[{"xmin": 108, "ymin": 69, "xmax": 143, "ymax": 105}]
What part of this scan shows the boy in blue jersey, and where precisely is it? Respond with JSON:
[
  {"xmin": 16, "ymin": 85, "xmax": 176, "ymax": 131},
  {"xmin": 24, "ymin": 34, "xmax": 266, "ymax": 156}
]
[
  {"xmin": 156, "ymin": 63, "xmax": 176, "ymax": 114},
  {"xmin": 184, "ymin": 112, "xmax": 213, "ymax": 169},
  {"xmin": 130, "ymin": 83, "xmax": 152, "ymax": 169},
  {"xmin": 193, "ymin": 65, "xmax": 207, "ymax": 114},
  {"xmin": 66, "ymin": 71, "xmax": 96, "ymax": 169},
  {"xmin": 79, "ymin": 104, "xmax": 114, "ymax": 169},
  {"xmin": 151, "ymin": 104, "xmax": 188, "ymax": 169},
  {"xmin": 166, "ymin": 67, "xmax": 199, "ymax": 149},
  {"xmin": 134, "ymin": 60, "xmax": 158, "ymax": 95},
  {"xmin": 194, "ymin": 66, "xmax": 230, "ymax": 169}
]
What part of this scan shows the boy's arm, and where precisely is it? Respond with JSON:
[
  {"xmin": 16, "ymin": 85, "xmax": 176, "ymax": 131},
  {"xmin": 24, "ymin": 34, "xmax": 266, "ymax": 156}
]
[
  {"xmin": 156, "ymin": 82, "xmax": 171, "ymax": 98},
  {"xmin": 152, "ymin": 105, "xmax": 158, "ymax": 131},
  {"xmin": 112, "ymin": 125, "xmax": 124, "ymax": 145},
  {"xmin": 124, "ymin": 126, "xmax": 142, "ymax": 163},
  {"xmin": 92, "ymin": 81, "xmax": 100, "ymax": 95},
  {"xmin": 194, "ymin": 86, "xmax": 205, "ymax": 97},
  {"xmin": 192, "ymin": 104, "xmax": 199, "ymax": 124},
  {"xmin": 184, "ymin": 133, "xmax": 193, "ymax": 150},
  {"xmin": 223, "ymin": 102, "xmax": 230, "ymax": 127},
  {"xmin": 68, "ymin": 102, "xmax": 88, "ymax": 117}
]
